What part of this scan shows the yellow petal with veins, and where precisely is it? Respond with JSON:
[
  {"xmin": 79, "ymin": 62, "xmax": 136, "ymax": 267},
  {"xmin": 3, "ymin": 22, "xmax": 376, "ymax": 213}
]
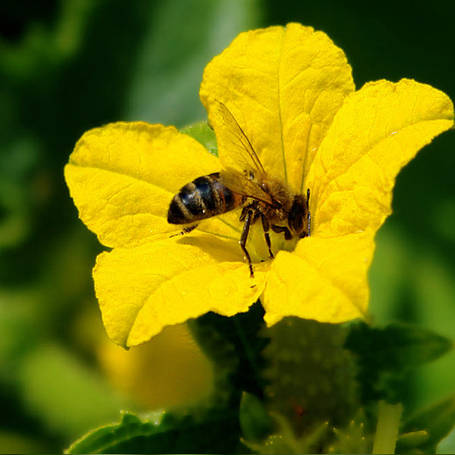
[
  {"xmin": 200, "ymin": 22, "xmax": 354, "ymax": 193},
  {"xmin": 64, "ymin": 122, "xmax": 220, "ymax": 248},
  {"xmin": 93, "ymin": 233, "xmax": 267, "ymax": 346},
  {"xmin": 308, "ymin": 79, "xmax": 454, "ymax": 238},
  {"xmin": 263, "ymin": 231, "xmax": 375, "ymax": 326}
]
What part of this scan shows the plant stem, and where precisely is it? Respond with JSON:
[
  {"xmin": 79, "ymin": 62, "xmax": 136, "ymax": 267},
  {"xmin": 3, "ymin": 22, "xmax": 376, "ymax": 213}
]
[{"xmin": 372, "ymin": 401, "xmax": 403, "ymax": 454}]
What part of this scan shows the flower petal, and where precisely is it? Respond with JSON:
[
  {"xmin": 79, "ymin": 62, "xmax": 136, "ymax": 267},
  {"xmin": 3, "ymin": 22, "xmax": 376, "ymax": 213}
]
[
  {"xmin": 263, "ymin": 231, "xmax": 375, "ymax": 326},
  {"xmin": 200, "ymin": 23, "xmax": 354, "ymax": 193},
  {"xmin": 308, "ymin": 79, "xmax": 454, "ymax": 237},
  {"xmin": 93, "ymin": 233, "xmax": 267, "ymax": 346},
  {"xmin": 64, "ymin": 122, "xmax": 220, "ymax": 248}
]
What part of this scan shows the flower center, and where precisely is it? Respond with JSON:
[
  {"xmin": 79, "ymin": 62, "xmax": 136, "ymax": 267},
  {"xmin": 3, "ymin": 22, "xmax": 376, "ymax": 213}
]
[{"xmin": 245, "ymin": 224, "xmax": 300, "ymax": 264}]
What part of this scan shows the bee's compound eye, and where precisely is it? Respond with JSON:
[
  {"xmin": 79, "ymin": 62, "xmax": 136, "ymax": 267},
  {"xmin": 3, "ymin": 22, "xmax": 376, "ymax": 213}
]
[{"xmin": 288, "ymin": 195, "xmax": 306, "ymax": 235}]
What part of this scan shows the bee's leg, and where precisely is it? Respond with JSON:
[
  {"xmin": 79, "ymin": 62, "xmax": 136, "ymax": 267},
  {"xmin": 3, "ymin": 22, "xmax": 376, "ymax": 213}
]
[
  {"xmin": 261, "ymin": 214, "xmax": 274, "ymax": 259},
  {"xmin": 239, "ymin": 206, "xmax": 249, "ymax": 222},
  {"xmin": 169, "ymin": 224, "xmax": 198, "ymax": 238},
  {"xmin": 272, "ymin": 224, "xmax": 292, "ymax": 241},
  {"xmin": 306, "ymin": 188, "xmax": 311, "ymax": 237},
  {"xmin": 240, "ymin": 201, "xmax": 257, "ymax": 222},
  {"xmin": 240, "ymin": 208, "xmax": 255, "ymax": 278}
]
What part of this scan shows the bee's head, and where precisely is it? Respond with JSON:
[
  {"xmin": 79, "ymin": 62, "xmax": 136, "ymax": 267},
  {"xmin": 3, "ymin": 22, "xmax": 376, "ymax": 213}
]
[{"xmin": 288, "ymin": 195, "xmax": 309, "ymax": 238}]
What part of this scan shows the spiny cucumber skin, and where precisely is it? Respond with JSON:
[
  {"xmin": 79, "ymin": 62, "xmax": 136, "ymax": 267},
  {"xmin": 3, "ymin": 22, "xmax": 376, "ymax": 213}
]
[{"xmin": 262, "ymin": 318, "xmax": 360, "ymax": 435}]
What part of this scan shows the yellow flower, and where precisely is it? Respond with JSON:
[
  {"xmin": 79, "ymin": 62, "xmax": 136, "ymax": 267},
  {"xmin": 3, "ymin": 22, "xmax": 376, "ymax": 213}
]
[{"xmin": 65, "ymin": 23, "xmax": 453, "ymax": 347}]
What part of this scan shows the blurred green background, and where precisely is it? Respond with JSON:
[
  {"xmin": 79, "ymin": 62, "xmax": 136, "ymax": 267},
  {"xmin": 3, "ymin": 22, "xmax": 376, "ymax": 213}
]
[{"xmin": 1, "ymin": 0, "xmax": 454, "ymax": 452}]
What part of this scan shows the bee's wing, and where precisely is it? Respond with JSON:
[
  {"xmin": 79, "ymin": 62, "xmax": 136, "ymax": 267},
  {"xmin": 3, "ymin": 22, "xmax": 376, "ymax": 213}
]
[
  {"xmin": 211, "ymin": 100, "xmax": 266, "ymax": 178},
  {"xmin": 220, "ymin": 169, "xmax": 273, "ymax": 205}
]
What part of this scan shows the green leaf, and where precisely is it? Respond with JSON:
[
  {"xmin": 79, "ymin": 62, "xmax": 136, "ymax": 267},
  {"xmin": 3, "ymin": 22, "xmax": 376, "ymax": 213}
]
[
  {"xmin": 67, "ymin": 408, "xmax": 244, "ymax": 454},
  {"xmin": 239, "ymin": 392, "xmax": 273, "ymax": 442},
  {"xmin": 345, "ymin": 322, "xmax": 453, "ymax": 402},
  {"xmin": 396, "ymin": 394, "xmax": 455, "ymax": 454},
  {"xmin": 181, "ymin": 121, "xmax": 218, "ymax": 156}
]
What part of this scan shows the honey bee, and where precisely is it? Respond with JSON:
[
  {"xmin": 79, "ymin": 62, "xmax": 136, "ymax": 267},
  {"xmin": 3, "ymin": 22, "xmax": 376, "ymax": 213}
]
[{"xmin": 167, "ymin": 101, "xmax": 310, "ymax": 277}]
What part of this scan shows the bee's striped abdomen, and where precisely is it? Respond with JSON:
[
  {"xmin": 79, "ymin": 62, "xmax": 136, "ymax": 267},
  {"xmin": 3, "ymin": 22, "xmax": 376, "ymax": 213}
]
[{"xmin": 167, "ymin": 172, "xmax": 243, "ymax": 224}]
